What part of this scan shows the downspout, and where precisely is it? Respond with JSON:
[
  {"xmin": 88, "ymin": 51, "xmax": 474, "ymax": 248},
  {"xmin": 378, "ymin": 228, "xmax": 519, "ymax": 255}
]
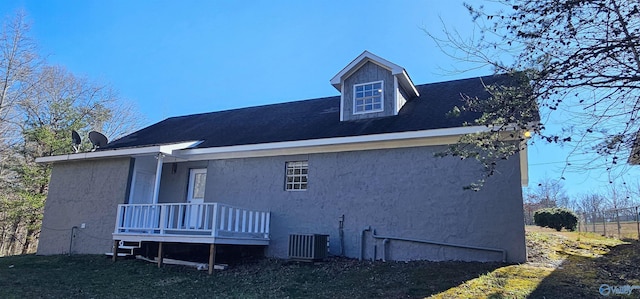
[
  {"xmin": 371, "ymin": 229, "xmax": 507, "ymax": 262},
  {"xmin": 359, "ymin": 226, "xmax": 371, "ymax": 261},
  {"xmin": 338, "ymin": 215, "xmax": 345, "ymax": 256}
]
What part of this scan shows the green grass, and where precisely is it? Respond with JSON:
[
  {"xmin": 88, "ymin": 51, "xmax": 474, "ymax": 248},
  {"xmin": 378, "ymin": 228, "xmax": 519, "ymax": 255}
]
[
  {"xmin": 1, "ymin": 230, "xmax": 639, "ymax": 298},
  {"xmin": 0, "ymin": 254, "xmax": 502, "ymax": 298},
  {"xmin": 434, "ymin": 229, "xmax": 639, "ymax": 298}
]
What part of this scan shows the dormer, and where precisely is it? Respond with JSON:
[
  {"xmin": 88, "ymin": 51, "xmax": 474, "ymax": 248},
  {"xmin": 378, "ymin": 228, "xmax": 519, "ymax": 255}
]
[{"xmin": 330, "ymin": 51, "xmax": 419, "ymax": 121}]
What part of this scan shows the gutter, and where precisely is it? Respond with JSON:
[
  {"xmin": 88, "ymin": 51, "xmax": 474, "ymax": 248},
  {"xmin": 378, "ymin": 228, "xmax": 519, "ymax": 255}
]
[{"xmin": 35, "ymin": 141, "xmax": 201, "ymax": 163}]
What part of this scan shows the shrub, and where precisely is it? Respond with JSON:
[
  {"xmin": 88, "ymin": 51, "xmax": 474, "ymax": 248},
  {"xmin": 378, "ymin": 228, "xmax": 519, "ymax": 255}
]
[{"xmin": 533, "ymin": 208, "xmax": 578, "ymax": 231}]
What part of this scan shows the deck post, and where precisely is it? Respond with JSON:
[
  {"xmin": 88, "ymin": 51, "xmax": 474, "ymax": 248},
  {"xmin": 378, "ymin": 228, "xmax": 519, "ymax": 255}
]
[
  {"xmin": 112, "ymin": 240, "xmax": 119, "ymax": 262},
  {"xmin": 157, "ymin": 242, "xmax": 164, "ymax": 268},
  {"xmin": 208, "ymin": 244, "xmax": 216, "ymax": 275}
]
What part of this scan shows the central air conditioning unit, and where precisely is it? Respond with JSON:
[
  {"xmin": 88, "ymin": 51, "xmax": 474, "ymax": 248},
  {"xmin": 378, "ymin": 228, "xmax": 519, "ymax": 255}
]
[{"xmin": 288, "ymin": 234, "xmax": 329, "ymax": 261}]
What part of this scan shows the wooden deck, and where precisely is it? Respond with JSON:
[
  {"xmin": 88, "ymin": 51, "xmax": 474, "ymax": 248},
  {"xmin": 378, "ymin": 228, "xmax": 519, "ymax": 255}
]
[{"xmin": 112, "ymin": 202, "xmax": 270, "ymax": 246}]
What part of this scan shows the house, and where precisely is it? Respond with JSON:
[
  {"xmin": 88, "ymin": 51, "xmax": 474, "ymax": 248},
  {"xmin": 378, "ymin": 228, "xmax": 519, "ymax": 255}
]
[{"xmin": 35, "ymin": 51, "xmax": 530, "ymax": 266}]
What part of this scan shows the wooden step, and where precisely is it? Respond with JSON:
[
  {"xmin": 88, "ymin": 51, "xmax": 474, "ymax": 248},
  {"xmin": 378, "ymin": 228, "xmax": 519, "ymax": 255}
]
[{"xmin": 119, "ymin": 240, "xmax": 142, "ymax": 247}]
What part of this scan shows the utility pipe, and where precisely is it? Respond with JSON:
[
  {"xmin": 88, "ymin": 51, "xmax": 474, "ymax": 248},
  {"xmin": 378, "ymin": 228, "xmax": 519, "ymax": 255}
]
[
  {"xmin": 68, "ymin": 226, "xmax": 78, "ymax": 256},
  {"xmin": 339, "ymin": 215, "xmax": 345, "ymax": 257},
  {"xmin": 381, "ymin": 238, "xmax": 389, "ymax": 262},
  {"xmin": 371, "ymin": 229, "xmax": 507, "ymax": 262},
  {"xmin": 359, "ymin": 226, "xmax": 371, "ymax": 261}
]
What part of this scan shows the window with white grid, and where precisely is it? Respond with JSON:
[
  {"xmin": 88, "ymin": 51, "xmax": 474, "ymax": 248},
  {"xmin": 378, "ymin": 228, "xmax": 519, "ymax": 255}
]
[
  {"xmin": 285, "ymin": 161, "xmax": 308, "ymax": 191},
  {"xmin": 353, "ymin": 81, "xmax": 383, "ymax": 114}
]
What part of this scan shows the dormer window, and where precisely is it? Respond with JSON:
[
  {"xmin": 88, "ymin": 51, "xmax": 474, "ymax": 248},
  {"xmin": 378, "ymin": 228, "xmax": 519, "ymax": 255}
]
[
  {"xmin": 330, "ymin": 51, "xmax": 419, "ymax": 121},
  {"xmin": 354, "ymin": 81, "xmax": 383, "ymax": 114}
]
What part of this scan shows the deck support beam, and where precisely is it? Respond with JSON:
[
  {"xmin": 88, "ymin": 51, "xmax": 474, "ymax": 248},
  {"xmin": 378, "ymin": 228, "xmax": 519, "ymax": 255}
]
[
  {"xmin": 112, "ymin": 240, "xmax": 119, "ymax": 262},
  {"xmin": 208, "ymin": 244, "xmax": 216, "ymax": 275},
  {"xmin": 157, "ymin": 242, "xmax": 164, "ymax": 268}
]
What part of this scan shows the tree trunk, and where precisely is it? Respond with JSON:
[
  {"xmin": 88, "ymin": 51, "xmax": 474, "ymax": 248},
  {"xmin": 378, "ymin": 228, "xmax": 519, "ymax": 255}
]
[
  {"xmin": 21, "ymin": 217, "xmax": 39, "ymax": 254},
  {"xmin": 7, "ymin": 218, "xmax": 21, "ymax": 255},
  {"xmin": 0, "ymin": 225, "xmax": 7, "ymax": 255}
]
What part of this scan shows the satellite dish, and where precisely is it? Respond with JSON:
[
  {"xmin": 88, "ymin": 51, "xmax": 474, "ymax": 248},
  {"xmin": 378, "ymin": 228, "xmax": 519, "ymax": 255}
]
[
  {"xmin": 88, "ymin": 131, "xmax": 108, "ymax": 150},
  {"xmin": 71, "ymin": 130, "xmax": 81, "ymax": 153}
]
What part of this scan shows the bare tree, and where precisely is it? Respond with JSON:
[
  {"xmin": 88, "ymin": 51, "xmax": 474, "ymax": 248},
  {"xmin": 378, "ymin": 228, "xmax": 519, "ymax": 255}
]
[
  {"xmin": 0, "ymin": 12, "xmax": 144, "ymax": 256},
  {"xmin": 522, "ymin": 177, "xmax": 571, "ymax": 224},
  {"xmin": 0, "ymin": 11, "xmax": 40, "ymax": 187},
  {"xmin": 428, "ymin": 0, "xmax": 640, "ymax": 177},
  {"xmin": 0, "ymin": 11, "xmax": 39, "ymax": 123},
  {"xmin": 576, "ymin": 193, "xmax": 606, "ymax": 232},
  {"xmin": 526, "ymin": 177, "xmax": 570, "ymax": 208}
]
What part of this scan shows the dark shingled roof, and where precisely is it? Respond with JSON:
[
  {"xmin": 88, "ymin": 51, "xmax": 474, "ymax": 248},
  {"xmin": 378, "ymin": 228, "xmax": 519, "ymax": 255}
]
[{"xmin": 102, "ymin": 74, "xmax": 514, "ymax": 150}]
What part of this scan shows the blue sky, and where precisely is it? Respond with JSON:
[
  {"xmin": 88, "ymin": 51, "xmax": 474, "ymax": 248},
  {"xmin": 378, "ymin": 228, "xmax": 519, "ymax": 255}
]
[{"xmin": 2, "ymin": 0, "xmax": 638, "ymax": 198}]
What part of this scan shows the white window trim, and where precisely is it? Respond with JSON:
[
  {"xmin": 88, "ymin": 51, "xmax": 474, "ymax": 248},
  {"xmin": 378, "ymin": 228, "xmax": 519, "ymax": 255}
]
[
  {"xmin": 285, "ymin": 161, "xmax": 308, "ymax": 191},
  {"xmin": 353, "ymin": 80, "xmax": 384, "ymax": 115}
]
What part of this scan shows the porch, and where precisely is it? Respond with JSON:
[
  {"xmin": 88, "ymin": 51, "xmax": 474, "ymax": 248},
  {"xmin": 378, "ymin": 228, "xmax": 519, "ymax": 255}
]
[
  {"xmin": 112, "ymin": 202, "xmax": 270, "ymax": 274},
  {"xmin": 113, "ymin": 202, "xmax": 271, "ymax": 245}
]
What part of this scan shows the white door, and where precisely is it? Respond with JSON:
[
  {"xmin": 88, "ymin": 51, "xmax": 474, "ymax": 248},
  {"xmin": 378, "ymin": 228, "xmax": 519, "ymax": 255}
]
[{"xmin": 186, "ymin": 168, "xmax": 207, "ymax": 228}]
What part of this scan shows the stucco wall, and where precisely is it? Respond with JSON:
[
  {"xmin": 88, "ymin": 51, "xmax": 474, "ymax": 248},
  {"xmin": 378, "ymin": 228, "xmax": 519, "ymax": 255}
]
[
  {"xmin": 343, "ymin": 61, "xmax": 395, "ymax": 121},
  {"xmin": 37, "ymin": 158, "xmax": 131, "ymax": 255},
  {"xmin": 157, "ymin": 161, "xmax": 208, "ymax": 203},
  {"xmin": 204, "ymin": 146, "xmax": 526, "ymax": 263}
]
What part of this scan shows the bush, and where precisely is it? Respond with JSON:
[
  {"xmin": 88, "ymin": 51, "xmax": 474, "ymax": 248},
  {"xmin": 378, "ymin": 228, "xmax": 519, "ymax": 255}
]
[{"xmin": 533, "ymin": 208, "xmax": 578, "ymax": 231}]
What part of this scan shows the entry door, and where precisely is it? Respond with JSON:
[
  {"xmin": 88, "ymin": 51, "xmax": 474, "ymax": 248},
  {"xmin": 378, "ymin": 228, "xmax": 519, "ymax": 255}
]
[{"xmin": 186, "ymin": 168, "xmax": 207, "ymax": 228}]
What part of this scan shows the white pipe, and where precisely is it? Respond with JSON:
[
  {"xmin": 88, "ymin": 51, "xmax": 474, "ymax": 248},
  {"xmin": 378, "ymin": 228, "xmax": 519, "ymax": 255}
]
[
  {"xmin": 381, "ymin": 239, "xmax": 389, "ymax": 262},
  {"xmin": 371, "ymin": 229, "xmax": 507, "ymax": 262}
]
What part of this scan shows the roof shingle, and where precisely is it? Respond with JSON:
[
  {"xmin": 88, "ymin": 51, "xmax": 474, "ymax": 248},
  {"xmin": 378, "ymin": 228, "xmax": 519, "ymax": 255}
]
[{"xmin": 102, "ymin": 74, "xmax": 514, "ymax": 150}]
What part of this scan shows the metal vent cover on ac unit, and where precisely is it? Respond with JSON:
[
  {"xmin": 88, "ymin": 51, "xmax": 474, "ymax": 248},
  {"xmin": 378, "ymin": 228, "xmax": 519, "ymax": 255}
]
[{"xmin": 288, "ymin": 234, "xmax": 329, "ymax": 261}]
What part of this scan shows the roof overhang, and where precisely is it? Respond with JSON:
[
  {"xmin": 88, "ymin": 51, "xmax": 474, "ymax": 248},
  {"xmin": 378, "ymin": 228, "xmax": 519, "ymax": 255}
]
[
  {"xmin": 171, "ymin": 125, "xmax": 505, "ymax": 161},
  {"xmin": 35, "ymin": 141, "xmax": 202, "ymax": 163},
  {"xmin": 330, "ymin": 50, "xmax": 419, "ymax": 98},
  {"xmin": 36, "ymin": 126, "xmax": 531, "ymax": 187}
]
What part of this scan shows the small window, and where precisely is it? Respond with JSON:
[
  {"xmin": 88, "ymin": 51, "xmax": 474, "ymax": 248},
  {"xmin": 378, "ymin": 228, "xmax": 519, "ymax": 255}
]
[
  {"xmin": 285, "ymin": 161, "xmax": 308, "ymax": 191},
  {"xmin": 354, "ymin": 81, "xmax": 383, "ymax": 114}
]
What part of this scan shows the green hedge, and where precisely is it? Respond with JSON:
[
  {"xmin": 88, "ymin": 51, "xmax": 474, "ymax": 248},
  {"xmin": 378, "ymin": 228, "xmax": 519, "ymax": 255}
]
[{"xmin": 533, "ymin": 208, "xmax": 578, "ymax": 231}]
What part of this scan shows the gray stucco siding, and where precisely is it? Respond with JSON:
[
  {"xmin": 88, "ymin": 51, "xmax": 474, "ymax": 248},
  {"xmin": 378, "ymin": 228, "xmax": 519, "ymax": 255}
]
[
  {"xmin": 204, "ymin": 146, "xmax": 526, "ymax": 263},
  {"xmin": 158, "ymin": 161, "xmax": 209, "ymax": 203},
  {"xmin": 343, "ymin": 61, "xmax": 396, "ymax": 121},
  {"xmin": 37, "ymin": 158, "xmax": 131, "ymax": 255}
]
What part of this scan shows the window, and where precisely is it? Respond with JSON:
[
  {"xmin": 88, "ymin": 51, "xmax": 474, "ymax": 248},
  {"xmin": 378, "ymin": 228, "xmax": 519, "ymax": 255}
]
[
  {"xmin": 285, "ymin": 161, "xmax": 308, "ymax": 191},
  {"xmin": 354, "ymin": 81, "xmax": 383, "ymax": 114}
]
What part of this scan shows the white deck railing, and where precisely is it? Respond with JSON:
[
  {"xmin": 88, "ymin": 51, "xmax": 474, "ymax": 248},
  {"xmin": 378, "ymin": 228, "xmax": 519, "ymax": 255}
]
[{"xmin": 114, "ymin": 203, "xmax": 270, "ymax": 239}]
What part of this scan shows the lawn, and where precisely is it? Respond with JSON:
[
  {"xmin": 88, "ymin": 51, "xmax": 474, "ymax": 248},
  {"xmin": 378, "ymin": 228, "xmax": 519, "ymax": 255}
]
[{"xmin": 1, "ymin": 228, "xmax": 638, "ymax": 298}]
